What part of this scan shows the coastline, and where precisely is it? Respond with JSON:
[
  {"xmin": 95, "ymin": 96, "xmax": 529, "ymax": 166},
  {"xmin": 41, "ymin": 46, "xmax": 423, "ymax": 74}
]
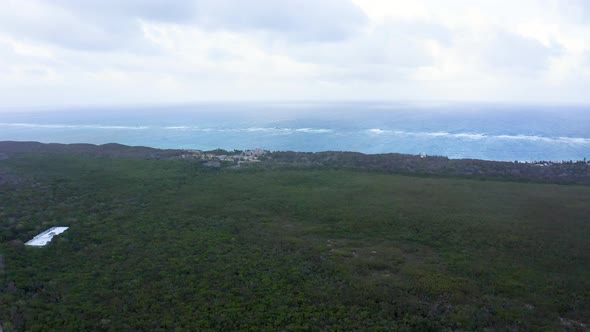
[{"xmin": 1, "ymin": 140, "xmax": 589, "ymax": 186}]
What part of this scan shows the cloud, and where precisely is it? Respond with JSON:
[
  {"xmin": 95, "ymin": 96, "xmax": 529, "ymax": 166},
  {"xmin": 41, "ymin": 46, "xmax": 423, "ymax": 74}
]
[
  {"xmin": 481, "ymin": 31, "xmax": 562, "ymax": 74},
  {"xmin": 0, "ymin": 0, "xmax": 366, "ymax": 52},
  {"xmin": 52, "ymin": 0, "xmax": 197, "ymax": 22},
  {"xmin": 0, "ymin": 1, "xmax": 145, "ymax": 51},
  {"xmin": 288, "ymin": 20, "xmax": 448, "ymax": 66},
  {"xmin": 192, "ymin": 0, "xmax": 368, "ymax": 42},
  {"xmin": 0, "ymin": 0, "xmax": 589, "ymax": 107}
]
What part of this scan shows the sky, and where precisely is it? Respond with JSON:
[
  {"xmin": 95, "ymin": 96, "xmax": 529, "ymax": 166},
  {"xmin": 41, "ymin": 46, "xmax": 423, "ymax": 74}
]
[{"xmin": 1, "ymin": 0, "xmax": 590, "ymax": 108}]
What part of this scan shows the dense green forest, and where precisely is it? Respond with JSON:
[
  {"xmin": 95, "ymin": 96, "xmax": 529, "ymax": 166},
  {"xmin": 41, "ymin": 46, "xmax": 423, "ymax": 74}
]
[{"xmin": 1, "ymin": 153, "xmax": 589, "ymax": 331}]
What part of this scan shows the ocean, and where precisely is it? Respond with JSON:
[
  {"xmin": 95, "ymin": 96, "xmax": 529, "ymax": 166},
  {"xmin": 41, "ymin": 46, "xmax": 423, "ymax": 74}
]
[{"xmin": 1, "ymin": 102, "xmax": 589, "ymax": 162}]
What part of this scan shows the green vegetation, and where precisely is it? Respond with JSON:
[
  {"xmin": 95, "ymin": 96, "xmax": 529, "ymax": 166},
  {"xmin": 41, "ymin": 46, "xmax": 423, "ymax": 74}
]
[{"xmin": 1, "ymin": 154, "xmax": 589, "ymax": 331}]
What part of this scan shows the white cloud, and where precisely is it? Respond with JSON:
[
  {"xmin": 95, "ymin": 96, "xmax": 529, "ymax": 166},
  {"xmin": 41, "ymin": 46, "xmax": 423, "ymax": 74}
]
[{"xmin": 0, "ymin": 0, "xmax": 589, "ymax": 107}]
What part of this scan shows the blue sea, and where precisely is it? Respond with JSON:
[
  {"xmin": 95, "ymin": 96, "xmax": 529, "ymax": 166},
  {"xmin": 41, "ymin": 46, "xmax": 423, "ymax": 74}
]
[{"xmin": 1, "ymin": 102, "xmax": 589, "ymax": 162}]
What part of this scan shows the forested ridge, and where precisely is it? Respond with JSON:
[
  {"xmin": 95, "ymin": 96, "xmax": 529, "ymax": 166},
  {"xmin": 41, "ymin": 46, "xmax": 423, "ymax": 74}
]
[
  {"xmin": 1, "ymin": 141, "xmax": 589, "ymax": 185},
  {"xmin": 0, "ymin": 146, "xmax": 589, "ymax": 330}
]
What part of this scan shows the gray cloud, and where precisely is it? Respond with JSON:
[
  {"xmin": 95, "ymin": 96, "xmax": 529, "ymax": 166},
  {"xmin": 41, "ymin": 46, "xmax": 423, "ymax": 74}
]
[
  {"xmin": 281, "ymin": 23, "xmax": 438, "ymax": 68},
  {"xmin": 45, "ymin": 0, "xmax": 195, "ymax": 49},
  {"xmin": 52, "ymin": 0, "xmax": 197, "ymax": 22},
  {"xmin": 569, "ymin": 0, "xmax": 590, "ymax": 22},
  {"xmin": 192, "ymin": 0, "xmax": 368, "ymax": 42},
  {"xmin": 266, "ymin": 19, "xmax": 450, "ymax": 85},
  {"xmin": 0, "ymin": 1, "xmax": 171, "ymax": 51},
  {"xmin": 0, "ymin": 0, "xmax": 366, "ymax": 52},
  {"xmin": 0, "ymin": 0, "xmax": 589, "ymax": 107},
  {"xmin": 483, "ymin": 31, "xmax": 561, "ymax": 74}
]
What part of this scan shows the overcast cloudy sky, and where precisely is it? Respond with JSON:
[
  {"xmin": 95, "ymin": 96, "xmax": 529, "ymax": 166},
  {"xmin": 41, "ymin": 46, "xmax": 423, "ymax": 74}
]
[{"xmin": 1, "ymin": 0, "xmax": 589, "ymax": 107}]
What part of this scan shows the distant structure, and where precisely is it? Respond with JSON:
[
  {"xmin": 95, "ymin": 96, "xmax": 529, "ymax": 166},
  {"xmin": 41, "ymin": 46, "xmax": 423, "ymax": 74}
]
[
  {"xmin": 242, "ymin": 148, "xmax": 266, "ymax": 158},
  {"xmin": 200, "ymin": 148, "xmax": 268, "ymax": 167},
  {"xmin": 204, "ymin": 161, "xmax": 221, "ymax": 168},
  {"xmin": 25, "ymin": 227, "xmax": 69, "ymax": 247}
]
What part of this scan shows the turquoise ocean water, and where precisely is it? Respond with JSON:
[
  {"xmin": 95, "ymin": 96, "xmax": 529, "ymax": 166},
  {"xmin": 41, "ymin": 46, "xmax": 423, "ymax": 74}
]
[{"xmin": 1, "ymin": 102, "xmax": 589, "ymax": 162}]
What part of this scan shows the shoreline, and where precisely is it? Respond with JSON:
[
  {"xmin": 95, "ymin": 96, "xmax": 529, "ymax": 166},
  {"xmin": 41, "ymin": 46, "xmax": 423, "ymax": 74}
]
[
  {"xmin": 1, "ymin": 140, "xmax": 589, "ymax": 186},
  {"xmin": 0, "ymin": 139, "xmax": 587, "ymax": 164}
]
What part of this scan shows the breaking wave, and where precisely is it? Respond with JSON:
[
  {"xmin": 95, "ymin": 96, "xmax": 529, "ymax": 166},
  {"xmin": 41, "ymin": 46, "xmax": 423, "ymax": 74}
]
[
  {"xmin": 1, "ymin": 122, "xmax": 587, "ymax": 145},
  {"xmin": 0, "ymin": 123, "xmax": 149, "ymax": 130},
  {"xmin": 0, "ymin": 123, "xmax": 333, "ymax": 134},
  {"xmin": 367, "ymin": 129, "xmax": 590, "ymax": 144},
  {"xmin": 164, "ymin": 126, "xmax": 334, "ymax": 134}
]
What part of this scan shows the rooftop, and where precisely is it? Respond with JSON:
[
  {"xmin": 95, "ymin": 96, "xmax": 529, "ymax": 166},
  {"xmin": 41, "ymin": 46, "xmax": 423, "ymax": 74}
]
[{"xmin": 25, "ymin": 227, "xmax": 69, "ymax": 247}]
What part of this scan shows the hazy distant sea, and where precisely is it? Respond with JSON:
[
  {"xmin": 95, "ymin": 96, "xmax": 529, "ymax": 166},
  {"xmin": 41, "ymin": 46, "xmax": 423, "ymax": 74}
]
[{"xmin": 1, "ymin": 102, "xmax": 589, "ymax": 162}]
